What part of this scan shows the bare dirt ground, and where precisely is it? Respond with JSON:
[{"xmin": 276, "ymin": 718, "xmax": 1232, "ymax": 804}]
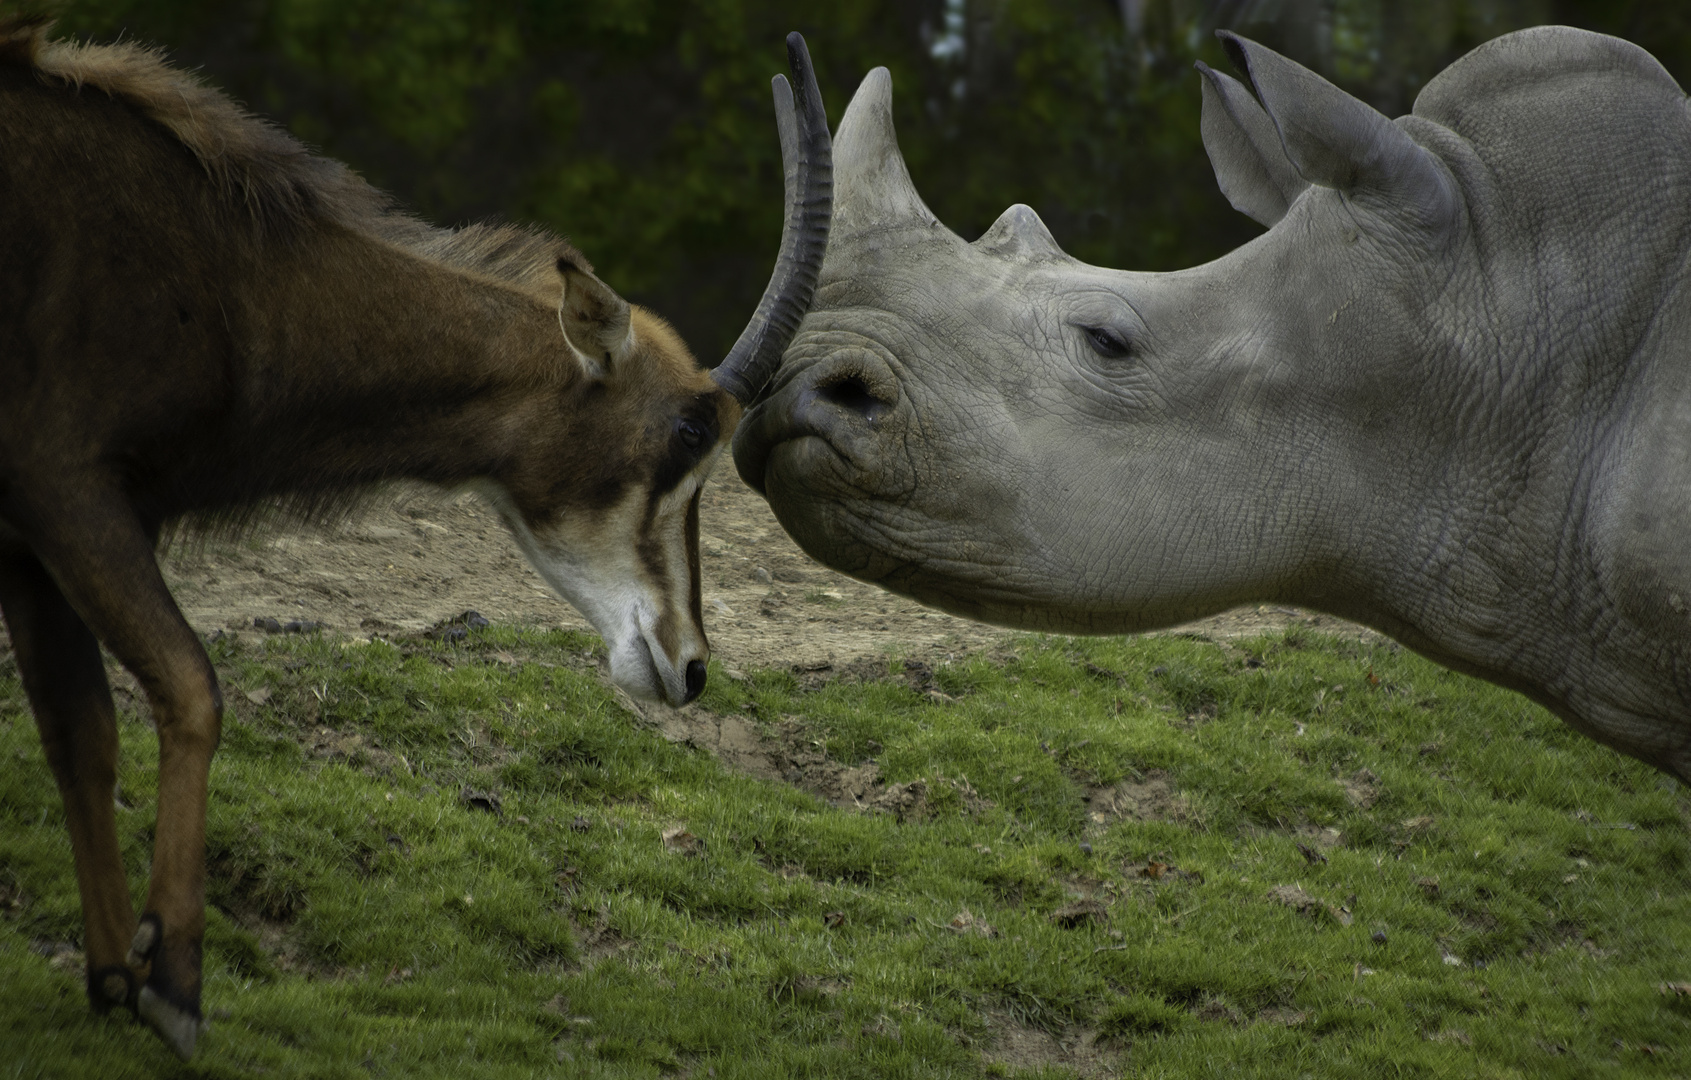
[{"xmin": 148, "ymin": 468, "xmax": 1374, "ymax": 674}]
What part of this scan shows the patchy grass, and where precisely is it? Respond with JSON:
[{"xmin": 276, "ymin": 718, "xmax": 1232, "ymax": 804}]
[{"xmin": 1, "ymin": 625, "xmax": 1687, "ymax": 1078}]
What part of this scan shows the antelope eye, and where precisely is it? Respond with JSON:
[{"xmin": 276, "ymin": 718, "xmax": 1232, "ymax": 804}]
[
  {"xmin": 676, "ymin": 418, "xmax": 708, "ymax": 451},
  {"xmin": 1082, "ymin": 325, "xmax": 1132, "ymax": 360}
]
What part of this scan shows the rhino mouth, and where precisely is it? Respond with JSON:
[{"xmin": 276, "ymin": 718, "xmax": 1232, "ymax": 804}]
[
  {"xmin": 732, "ymin": 348, "xmax": 906, "ymax": 497},
  {"xmin": 732, "ymin": 396, "xmax": 808, "ymax": 496}
]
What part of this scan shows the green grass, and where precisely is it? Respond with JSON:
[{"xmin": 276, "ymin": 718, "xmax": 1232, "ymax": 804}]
[{"xmin": 2, "ymin": 625, "xmax": 1687, "ymax": 1078}]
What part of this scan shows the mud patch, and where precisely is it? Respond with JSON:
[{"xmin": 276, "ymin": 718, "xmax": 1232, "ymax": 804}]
[
  {"xmin": 1521, "ymin": 921, "xmax": 1615, "ymax": 961},
  {"xmin": 0, "ymin": 875, "xmax": 27, "ymax": 920},
  {"xmin": 228, "ymin": 908, "xmax": 306, "ymax": 976},
  {"xmin": 1121, "ymin": 858, "xmax": 1204, "ymax": 886},
  {"xmin": 1294, "ymin": 824, "xmax": 1345, "ymax": 848},
  {"xmin": 303, "ymin": 726, "xmax": 402, "ymax": 774},
  {"xmin": 1266, "ymin": 884, "xmax": 1352, "ymax": 926},
  {"xmin": 1050, "ymin": 899, "xmax": 1109, "ymax": 929},
  {"xmin": 30, "ymin": 939, "xmax": 84, "ymax": 981},
  {"xmin": 1255, "ymin": 1004, "xmax": 1308, "ymax": 1027},
  {"xmin": 980, "ymin": 1009, "xmax": 1120, "ymax": 1079},
  {"xmin": 1340, "ymin": 768, "xmax": 1380, "ymax": 808},
  {"xmin": 644, "ymin": 705, "xmax": 783, "ymax": 783},
  {"xmin": 944, "ymin": 908, "xmax": 998, "ymax": 938},
  {"xmin": 1085, "ymin": 770, "xmax": 1189, "ymax": 828},
  {"xmin": 569, "ymin": 906, "xmax": 635, "ymax": 967},
  {"xmin": 639, "ymin": 706, "xmax": 989, "ymax": 819},
  {"xmin": 1193, "ymin": 997, "xmax": 1244, "ymax": 1025}
]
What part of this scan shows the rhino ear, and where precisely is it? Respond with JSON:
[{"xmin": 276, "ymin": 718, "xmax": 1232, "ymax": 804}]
[
  {"xmin": 1197, "ymin": 61, "xmax": 1309, "ymax": 227},
  {"xmin": 1218, "ymin": 32, "xmax": 1455, "ymax": 232}
]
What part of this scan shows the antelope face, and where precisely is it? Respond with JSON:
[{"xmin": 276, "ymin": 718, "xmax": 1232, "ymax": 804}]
[
  {"xmin": 496, "ymin": 266, "xmax": 741, "ymax": 707},
  {"xmin": 498, "ymin": 32, "xmax": 830, "ymax": 706},
  {"xmin": 498, "ymin": 433, "xmax": 730, "ymax": 706}
]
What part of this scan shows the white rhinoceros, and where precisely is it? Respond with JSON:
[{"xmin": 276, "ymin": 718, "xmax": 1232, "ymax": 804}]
[{"xmin": 732, "ymin": 27, "xmax": 1691, "ymax": 782}]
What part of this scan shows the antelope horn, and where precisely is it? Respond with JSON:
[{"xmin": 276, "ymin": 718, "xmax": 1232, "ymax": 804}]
[{"xmin": 712, "ymin": 32, "xmax": 833, "ymax": 405}]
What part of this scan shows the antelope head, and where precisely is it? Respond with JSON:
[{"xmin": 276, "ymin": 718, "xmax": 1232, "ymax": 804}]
[{"xmin": 491, "ymin": 33, "xmax": 831, "ymax": 707}]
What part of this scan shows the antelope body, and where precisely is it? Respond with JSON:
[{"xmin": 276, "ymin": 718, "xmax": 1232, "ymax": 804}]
[{"xmin": 0, "ymin": 17, "xmax": 830, "ymax": 1058}]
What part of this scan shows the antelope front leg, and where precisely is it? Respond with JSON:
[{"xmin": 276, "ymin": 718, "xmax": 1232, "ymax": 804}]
[
  {"xmin": 11, "ymin": 492, "xmax": 223, "ymax": 1059},
  {"xmin": 126, "ymin": 654, "xmax": 220, "ymax": 1063},
  {"xmin": 0, "ymin": 542, "xmax": 140, "ymax": 1014}
]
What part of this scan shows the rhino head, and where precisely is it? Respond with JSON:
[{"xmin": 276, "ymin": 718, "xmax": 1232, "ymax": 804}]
[{"xmin": 734, "ymin": 29, "xmax": 1691, "ymax": 780}]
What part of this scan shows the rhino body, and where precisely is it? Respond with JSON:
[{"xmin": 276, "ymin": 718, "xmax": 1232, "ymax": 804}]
[{"xmin": 733, "ymin": 27, "xmax": 1691, "ymax": 781}]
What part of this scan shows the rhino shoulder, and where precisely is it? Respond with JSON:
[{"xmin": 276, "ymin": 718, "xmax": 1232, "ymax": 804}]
[{"xmin": 1414, "ymin": 26, "xmax": 1684, "ymax": 130}]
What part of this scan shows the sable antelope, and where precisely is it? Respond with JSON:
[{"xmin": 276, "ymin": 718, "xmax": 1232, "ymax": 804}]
[{"xmin": 0, "ymin": 17, "xmax": 830, "ymax": 1058}]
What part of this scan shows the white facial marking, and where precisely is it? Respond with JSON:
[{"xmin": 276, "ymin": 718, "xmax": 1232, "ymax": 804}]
[{"xmin": 479, "ymin": 448, "xmax": 719, "ymax": 706}]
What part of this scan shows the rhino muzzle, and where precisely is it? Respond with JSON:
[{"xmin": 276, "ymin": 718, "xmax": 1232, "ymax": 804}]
[{"xmin": 734, "ymin": 340, "xmax": 903, "ymax": 497}]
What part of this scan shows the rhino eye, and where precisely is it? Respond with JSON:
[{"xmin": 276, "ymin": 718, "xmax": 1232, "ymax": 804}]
[{"xmin": 1082, "ymin": 325, "xmax": 1132, "ymax": 360}]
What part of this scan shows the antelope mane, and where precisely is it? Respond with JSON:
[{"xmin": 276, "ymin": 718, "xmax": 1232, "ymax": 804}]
[{"xmin": 0, "ymin": 14, "xmax": 580, "ymax": 302}]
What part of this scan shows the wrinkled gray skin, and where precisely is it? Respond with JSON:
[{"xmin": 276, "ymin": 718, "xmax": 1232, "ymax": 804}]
[{"xmin": 734, "ymin": 27, "xmax": 1691, "ymax": 782}]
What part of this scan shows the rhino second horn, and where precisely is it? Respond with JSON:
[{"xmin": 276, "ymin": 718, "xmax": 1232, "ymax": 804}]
[
  {"xmin": 831, "ymin": 67, "xmax": 956, "ymax": 243},
  {"xmin": 973, "ymin": 204, "xmax": 1067, "ymax": 260}
]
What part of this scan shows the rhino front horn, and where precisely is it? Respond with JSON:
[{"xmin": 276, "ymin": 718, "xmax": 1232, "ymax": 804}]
[{"xmin": 831, "ymin": 67, "xmax": 957, "ymax": 244}]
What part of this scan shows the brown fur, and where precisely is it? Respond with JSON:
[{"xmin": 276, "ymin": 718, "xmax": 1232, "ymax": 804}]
[{"xmin": 0, "ymin": 14, "xmax": 742, "ymax": 1057}]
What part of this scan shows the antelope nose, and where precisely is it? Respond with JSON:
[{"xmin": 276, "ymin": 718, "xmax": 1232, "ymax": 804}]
[{"xmin": 683, "ymin": 659, "xmax": 707, "ymax": 704}]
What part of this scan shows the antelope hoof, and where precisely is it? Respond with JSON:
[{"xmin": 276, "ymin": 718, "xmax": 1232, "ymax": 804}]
[
  {"xmin": 138, "ymin": 986, "xmax": 205, "ymax": 1061},
  {"xmin": 126, "ymin": 913, "xmax": 161, "ymax": 967},
  {"xmin": 87, "ymin": 964, "xmax": 138, "ymax": 1015}
]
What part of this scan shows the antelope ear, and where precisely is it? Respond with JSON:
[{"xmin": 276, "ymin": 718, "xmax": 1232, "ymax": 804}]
[
  {"xmin": 556, "ymin": 257, "xmax": 632, "ymax": 380},
  {"xmin": 1197, "ymin": 61, "xmax": 1308, "ymax": 227}
]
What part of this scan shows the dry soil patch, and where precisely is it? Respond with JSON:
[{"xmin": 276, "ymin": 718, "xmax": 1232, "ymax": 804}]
[
  {"xmin": 981, "ymin": 1009, "xmax": 1120, "ymax": 1079},
  {"xmin": 139, "ymin": 470, "xmax": 1373, "ymax": 674}
]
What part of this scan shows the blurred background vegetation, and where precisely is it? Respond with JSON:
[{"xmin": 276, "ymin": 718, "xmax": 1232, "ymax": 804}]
[{"xmin": 39, "ymin": 0, "xmax": 1691, "ymax": 359}]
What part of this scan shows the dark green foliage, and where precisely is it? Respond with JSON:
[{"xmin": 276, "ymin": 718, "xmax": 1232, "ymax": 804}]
[{"xmin": 38, "ymin": 0, "xmax": 1690, "ymax": 366}]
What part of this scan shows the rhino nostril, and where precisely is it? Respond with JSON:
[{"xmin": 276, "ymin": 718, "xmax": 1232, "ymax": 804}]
[
  {"xmin": 816, "ymin": 373, "xmax": 892, "ymax": 423},
  {"xmin": 683, "ymin": 659, "xmax": 707, "ymax": 703}
]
